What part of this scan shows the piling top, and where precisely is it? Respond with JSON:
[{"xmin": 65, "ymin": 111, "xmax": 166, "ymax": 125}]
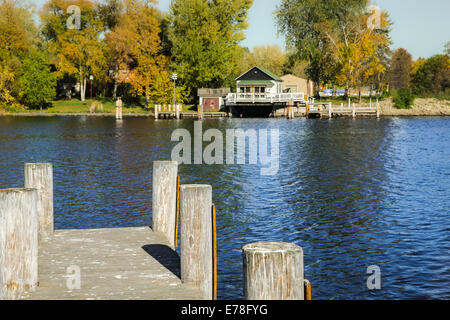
[
  {"xmin": 0, "ymin": 188, "xmax": 36, "ymax": 194},
  {"xmin": 153, "ymin": 160, "xmax": 178, "ymax": 166},
  {"xmin": 180, "ymin": 184, "xmax": 212, "ymax": 191},
  {"xmin": 243, "ymin": 242, "xmax": 303, "ymax": 254},
  {"xmin": 24, "ymin": 163, "xmax": 52, "ymax": 167}
]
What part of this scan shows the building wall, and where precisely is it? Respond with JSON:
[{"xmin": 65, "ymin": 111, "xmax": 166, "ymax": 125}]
[
  {"xmin": 281, "ymin": 74, "xmax": 314, "ymax": 96},
  {"xmin": 202, "ymin": 97, "xmax": 221, "ymax": 111},
  {"xmin": 236, "ymin": 80, "xmax": 282, "ymax": 96}
]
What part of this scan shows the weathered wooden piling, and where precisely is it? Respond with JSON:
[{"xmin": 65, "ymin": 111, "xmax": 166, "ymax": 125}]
[
  {"xmin": 328, "ymin": 102, "xmax": 332, "ymax": 118},
  {"xmin": 243, "ymin": 242, "xmax": 304, "ymax": 300},
  {"xmin": 0, "ymin": 188, "xmax": 38, "ymax": 300},
  {"xmin": 352, "ymin": 102, "xmax": 356, "ymax": 118},
  {"xmin": 116, "ymin": 106, "xmax": 123, "ymax": 120},
  {"xmin": 24, "ymin": 163, "xmax": 54, "ymax": 239},
  {"xmin": 376, "ymin": 98, "xmax": 380, "ymax": 118},
  {"xmin": 152, "ymin": 161, "xmax": 178, "ymax": 249},
  {"xmin": 179, "ymin": 184, "xmax": 213, "ymax": 300},
  {"xmin": 176, "ymin": 104, "xmax": 181, "ymax": 119},
  {"xmin": 154, "ymin": 104, "xmax": 159, "ymax": 119}
]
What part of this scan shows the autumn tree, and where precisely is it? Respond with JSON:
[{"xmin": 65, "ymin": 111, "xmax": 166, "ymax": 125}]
[
  {"xmin": 168, "ymin": 0, "xmax": 253, "ymax": 99},
  {"xmin": 275, "ymin": 0, "xmax": 351, "ymax": 95},
  {"xmin": 0, "ymin": 0, "xmax": 54, "ymax": 110},
  {"xmin": 41, "ymin": 0, "xmax": 106, "ymax": 101},
  {"xmin": 276, "ymin": 0, "xmax": 391, "ymax": 98},
  {"xmin": 238, "ymin": 45, "xmax": 287, "ymax": 77},
  {"xmin": 388, "ymin": 48, "xmax": 413, "ymax": 90}
]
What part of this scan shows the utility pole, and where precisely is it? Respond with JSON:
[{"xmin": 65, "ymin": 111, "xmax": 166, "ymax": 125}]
[
  {"xmin": 172, "ymin": 73, "xmax": 178, "ymax": 107},
  {"xmin": 89, "ymin": 75, "xmax": 94, "ymax": 100}
]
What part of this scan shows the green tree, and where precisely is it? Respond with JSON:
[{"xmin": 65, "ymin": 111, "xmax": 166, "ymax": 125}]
[
  {"xmin": 444, "ymin": 41, "xmax": 450, "ymax": 55},
  {"xmin": 411, "ymin": 54, "xmax": 450, "ymax": 96},
  {"xmin": 168, "ymin": 0, "xmax": 253, "ymax": 100},
  {"xmin": 18, "ymin": 49, "xmax": 56, "ymax": 109},
  {"xmin": 388, "ymin": 48, "xmax": 413, "ymax": 90}
]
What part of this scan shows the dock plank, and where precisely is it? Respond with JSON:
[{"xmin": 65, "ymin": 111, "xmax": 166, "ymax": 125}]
[{"xmin": 21, "ymin": 227, "xmax": 203, "ymax": 300}]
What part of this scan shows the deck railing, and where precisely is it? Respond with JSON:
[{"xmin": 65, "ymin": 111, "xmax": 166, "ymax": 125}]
[{"xmin": 226, "ymin": 92, "xmax": 307, "ymax": 104}]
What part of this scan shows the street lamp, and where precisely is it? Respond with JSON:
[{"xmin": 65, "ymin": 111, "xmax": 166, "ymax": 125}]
[
  {"xmin": 89, "ymin": 75, "xmax": 94, "ymax": 100},
  {"xmin": 171, "ymin": 73, "xmax": 178, "ymax": 107}
]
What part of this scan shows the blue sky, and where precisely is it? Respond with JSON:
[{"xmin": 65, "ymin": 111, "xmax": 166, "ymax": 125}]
[
  {"xmin": 34, "ymin": 0, "xmax": 450, "ymax": 59},
  {"xmin": 157, "ymin": 0, "xmax": 450, "ymax": 59}
]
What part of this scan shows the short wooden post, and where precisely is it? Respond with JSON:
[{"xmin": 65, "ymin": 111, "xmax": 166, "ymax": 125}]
[
  {"xmin": 243, "ymin": 242, "xmax": 304, "ymax": 300},
  {"xmin": 180, "ymin": 184, "xmax": 213, "ymax": 300},
  {"xmin": 328, "ymin": 102, "xmax": 332, "ymax": 118},
  {"xmin": 116, "ymin": 106, "xmax": 123, "ymax": 120},
  {"xmin": 152, "ymin": 161, "xmax": 178, "ymax": 249},
  {"xmin": 0, "ymin": 188, "xmax": 38, "ymax": 300},
  {"xmin": 305, "ymin": 104, "xmax": 310, "ymax": 118},
  {"xmin": 24, "ymin": 163, "xmax": 54, "ymax": 239},
  {"xmin": 352, "ymin": 102, "xmax": 356, "ymax": 118}
]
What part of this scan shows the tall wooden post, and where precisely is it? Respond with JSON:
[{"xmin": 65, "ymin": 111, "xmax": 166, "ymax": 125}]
[
  {"xmin": 152, "ymin": 161, "xmax": 178, "ymax": 249},
  {"xmin": 328, "ymin": 102, "xmax": 332, "ymax": 118},
  {"xmin": 376, "ymin": 98, "xmax": 380, "ymax": 118},
  {"xmin": 154, "ymin": 105, "xmax": 159, "ymax": 120},
  {"xmin": 305, "ymin": 104, "xmax": 310, "ymax": 118},
  {"xmin": 0, "ymin": 188, "xmax": 38, "ymax": 300},
  {"xmin": 180, "ymin": 184, "xmax": 213, "ymax": 300},
  {"xmin": 243, "ymin": 242, "xmax": 304, "ymax": 300},
  {"xmin": 176, "ymin": 104, "xmax": 181, "ymax": 119},
  {"xmin": 352, "ymin": 102, "xmax": 356, "ymax": 118},
  {"xmin": 24, "ymin": 163, "xmax": 54, "ymax": 239}
]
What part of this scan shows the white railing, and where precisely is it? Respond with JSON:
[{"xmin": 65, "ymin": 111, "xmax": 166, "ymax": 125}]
[{"xmin": 226, "ymin": 92, "xmax": 306, "ymax": 104}]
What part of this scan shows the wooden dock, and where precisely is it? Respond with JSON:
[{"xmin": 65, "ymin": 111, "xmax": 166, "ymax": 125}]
[
  {"xmin": 1, "ymin": 162, "xmax": 309, "ymax": 301},
  {"xmin": 20, "ymin": 227, "xmax": 203, "ymax": 300},
  {"xmin": 156, "ymin": 111, "xmax": 227, "ymax": 119}
]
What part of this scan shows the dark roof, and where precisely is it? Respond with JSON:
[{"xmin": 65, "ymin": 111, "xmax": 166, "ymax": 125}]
[{"xmin": 235, "ymin": 66, "xmax": 282, "ymax": 82}]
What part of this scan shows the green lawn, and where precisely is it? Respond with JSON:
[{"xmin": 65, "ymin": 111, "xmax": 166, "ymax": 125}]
[
  {"xmin": 46, "ymin": 99, "xmax": 147, "ymax": 114},
  {"xmin": 5, "ymin": 98, "xmax": 199, "ymax": 114}
]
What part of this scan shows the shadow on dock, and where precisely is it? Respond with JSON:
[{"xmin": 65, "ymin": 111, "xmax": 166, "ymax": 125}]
[{"xmin": 142, "ymin": 244, "xmax": 181, "ymax": 279}]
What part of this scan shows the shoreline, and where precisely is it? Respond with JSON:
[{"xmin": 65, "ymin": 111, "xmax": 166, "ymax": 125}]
[{"xmin": 1, "ymin": 98, "xmax": 449, "ymax": 118}]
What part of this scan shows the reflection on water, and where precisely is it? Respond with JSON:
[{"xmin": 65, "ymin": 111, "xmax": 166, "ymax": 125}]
[{"xmin": 0, "ymin": 116, "xmax": 449, "ymax": 300}]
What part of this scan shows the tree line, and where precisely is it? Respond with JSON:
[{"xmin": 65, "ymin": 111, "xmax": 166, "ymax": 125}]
[
  {"xmin": 0, "ymin": 0, "xmax": 255, "ymax": 110},
  {"xmin": 0, "ymin": 0, "xmax": 448, "ymax": 111}
]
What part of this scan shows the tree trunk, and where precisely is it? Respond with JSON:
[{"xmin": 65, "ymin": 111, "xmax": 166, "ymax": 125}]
[
  {"xmin": 113, "ymin": 78, "xmax": 118, "ymax": 100},
  {"xmin": 79, "ymin": 69, "xmax": 85, "ymax": 102}
]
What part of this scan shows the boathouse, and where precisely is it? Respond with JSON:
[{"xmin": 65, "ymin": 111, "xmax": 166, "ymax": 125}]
[
  {"xmin": 197, "ymin": 88, "xmax": 230, "ymax": 111},
  {"xmin": 225, "ymin": 66, "xmax": 307, "ymax": 117},
  {"xmin": 236, "ymin": 66, "xmax": 283, "ymax": 97}
]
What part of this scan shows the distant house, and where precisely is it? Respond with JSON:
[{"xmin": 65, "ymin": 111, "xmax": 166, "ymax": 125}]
[
  {"xmin": 198, "ymin": 88, "xmax": 230, "ymax": 111},
  {"xmin": 235, "ymin": 66, "xmax": 284, "ymax": 96},
  {"xmin": 281, "ymin": 74, "xmax": 314, "ymax": 96}
]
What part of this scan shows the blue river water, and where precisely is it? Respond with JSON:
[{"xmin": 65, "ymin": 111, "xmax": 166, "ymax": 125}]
[{"xmin": 0, "ymin": 116, "xmax": 448, "ymax": 299}]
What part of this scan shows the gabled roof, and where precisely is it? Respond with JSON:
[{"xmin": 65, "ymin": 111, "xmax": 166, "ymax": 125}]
[{"xmin": 235, "ymin": 66, "xmax": 282, "ymax": 82}]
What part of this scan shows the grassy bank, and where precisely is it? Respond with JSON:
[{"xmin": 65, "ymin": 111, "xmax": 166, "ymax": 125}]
[{"xmin": 3, "ymin": 98, "xmax": 196, "ymax": 114}]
